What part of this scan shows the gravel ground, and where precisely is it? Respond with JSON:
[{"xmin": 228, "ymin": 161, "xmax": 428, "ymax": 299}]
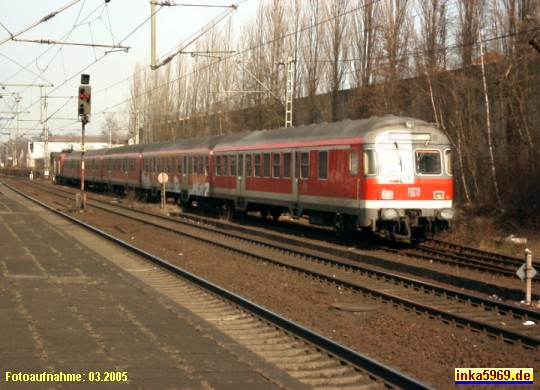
[{"xmin": 76, "ymin": 208, "xmax": 540, "ymax": 389}]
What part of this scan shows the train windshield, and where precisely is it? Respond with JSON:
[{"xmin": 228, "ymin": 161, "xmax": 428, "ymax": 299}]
[
  {"xmin": 378, "ymin": 148, "xmax": 413, "ymax": 175},
  {"xmin": 415, "ymin": 150, "xmax": 442, "ymax": 175}
]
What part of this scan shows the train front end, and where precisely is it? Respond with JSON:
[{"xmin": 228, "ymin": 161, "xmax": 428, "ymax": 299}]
[{"xmin": 361, "ymin": 120, "xmax": 454, "ymax": 242}]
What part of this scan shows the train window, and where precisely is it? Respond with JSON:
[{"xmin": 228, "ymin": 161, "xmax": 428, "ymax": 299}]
[
  {"xmin": 193, "ymin": 156, "xmax": 199, "ymax": 174},
  {"xmin": 380, "ymin": 148, "xmax": 413, "ymax": 174},
  {"xmin": 263, "ymin": 153, "xmax": 271, "ymax": 178},
  {"xmin": 177, "ymin": 158, "xmax": 182, "ymax": 174},
  {"xmin": 230, "ymin": 155, "xmax": 236, "ymax": 177},
  {"xmin": 362, "ymin": 149, "xmax": 376, "ymax": 175},
  {"xmin": 215, "ymin": 155, "xmax": 221, "ymax": 176},
  {"xmin": 415, "ymin": 150, "xmax": 442, "ymax": 175},
  {"xmin": 204, "ymin": 156, "xmax": 209, "ymax": 176},
  {"xmin": 254, "ymin": 154, "xmax": 261, "ymax": 177},
  {"xmin": 318, "ymin": 151, "xmax": 328, "ymax": 180},
  {"xmin": 283, "ymin": 153, "xmax": 291, "ymax": 178},
  {"xmin": 272, "ymin": 153, "xmax": 280, "ymax": 178},
  {"xmin": 246, "ymin": 154, "xmax": 253, "ymax": 177},
  {"xmin": 445, "ymin": 150, "xmax": 452, "ymax": 175},
  {"xmin": 238, "ymin": 154, "xmax": 244, "ymax": 176},
  {"xmin": 222, "ymin": 155, "xmax": 229, "ymax": 176},
  {"xmin": 300, "ymin": 152, "xmax": 309, "ymax": 179}
]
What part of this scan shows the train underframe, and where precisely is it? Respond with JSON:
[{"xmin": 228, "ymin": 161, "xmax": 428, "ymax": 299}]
[
  {"xmin": 54, "ymin": 177, "xmax": 449, "ymax": 243},
  {"xmin": 179, "ymin": 193, "xmax": 449, "ymax": 243}
]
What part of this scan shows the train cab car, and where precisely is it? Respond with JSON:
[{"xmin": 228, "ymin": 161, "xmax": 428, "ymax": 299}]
[
  {"xmin": 140, "ymin": 136, "xmax": 222, "ymax": 204},
  {"xmin": 102, "ymin": 144, "xmax": 146, "ymax": 193},
  {"xmin": 212, "ymin": 116, "xmax": 453, "ymax": 241},
  {"xmin": 358, "ymin": 118, "xmax": 453, "ymax": 240}
]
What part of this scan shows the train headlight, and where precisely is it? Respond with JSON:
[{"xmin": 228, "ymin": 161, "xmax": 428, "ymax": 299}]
[
  {"xmin": 434, "ymin": 191, "xmax": 444, "ymax": 199},
  {"xmin": 381, "ymin": 208, "xmax": 399, "ymax": 220},
  {"xmin": 438, "ymin": 208, "xmax": 455, "ymax": 220},
  {"xmin": 381, "ymin": 190, "xmax": 394, "ymax": 200}
]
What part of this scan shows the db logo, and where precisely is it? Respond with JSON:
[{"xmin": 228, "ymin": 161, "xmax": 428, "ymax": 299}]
[{"xmin": 408, "ymin": 188, "xmax": 421, "ymax": 197}]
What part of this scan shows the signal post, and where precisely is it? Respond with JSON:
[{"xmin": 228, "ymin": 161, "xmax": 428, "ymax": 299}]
[{"xmin": 77, "ymin": 74, "xmax": 91, "ymax": 211}]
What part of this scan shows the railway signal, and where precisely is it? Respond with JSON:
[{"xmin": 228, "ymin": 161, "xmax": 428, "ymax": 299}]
[
  {"xmin": 78, "ymin": 74, "xmax": 91, "ymax": 210},
  {"xmin": 78, "ymin": 86, "xmax": 91, "ymax": 122}
]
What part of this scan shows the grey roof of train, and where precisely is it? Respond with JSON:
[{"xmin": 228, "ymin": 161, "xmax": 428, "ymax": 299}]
[
  {"xmin": 142, "ymin": 135, "xmax": 224, "ymax": 153},
  {"xmin": 64, "ymin": 116, "xmax": 446, "ymax": 159},
  {"xmin": 214, "ymin": 116, "xmax": 445, "ymax": 150}
]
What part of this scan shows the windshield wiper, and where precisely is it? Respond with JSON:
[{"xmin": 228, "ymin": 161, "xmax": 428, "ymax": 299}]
[{"xmin": 394, "ymin": 141, "xmax": 403, "ymax": 172}]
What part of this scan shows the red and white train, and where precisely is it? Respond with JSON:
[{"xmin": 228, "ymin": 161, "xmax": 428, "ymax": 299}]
[{"xmin": 55, "ymin": 116, "xmax": 454, "ymax": 241}]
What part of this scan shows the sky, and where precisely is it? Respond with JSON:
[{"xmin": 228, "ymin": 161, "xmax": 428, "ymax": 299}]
[{"xmin": 0, "ymin": 0, "xmax": 261, "ymax": 145}]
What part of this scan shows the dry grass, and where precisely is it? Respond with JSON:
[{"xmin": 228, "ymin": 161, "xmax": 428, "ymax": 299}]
[{"xmin": 439, "ymin": 209, "xmax": 540, "ymax": 259}]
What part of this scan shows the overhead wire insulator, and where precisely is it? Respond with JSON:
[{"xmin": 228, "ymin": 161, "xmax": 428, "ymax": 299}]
[
  {"xmin": 161, "ymin": 56, "xmax": 173, "ymax": 66},
  {"xmin": 41, "ymin": 12, "xmax": 58, "ymax": 22}
]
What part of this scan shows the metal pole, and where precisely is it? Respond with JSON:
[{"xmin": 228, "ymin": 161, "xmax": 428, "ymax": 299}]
[
  {"xmin": 80, "ymin": 118, "xmax": 86, "ymax": 210},
  {"xmin": 15, "ymin": 99, "xmax": 20, "ymax": 166},
  {"xmin": 525, "ymin": 249, "xmax": 532, "ymax": 305},
  {"xmin": 135, "ymin": 110, "xmax": 140, "ymax": 145},
  {"xmin": 285, "ymin": 55, "xmax": 294, "ymax": 128},
  {"xmin": 41, "ymin": 86, "xmax": 50, "ymax": 178},
  {"xmin": 151, "ymin": 1, "xmax": 157, "ymax": 69}
]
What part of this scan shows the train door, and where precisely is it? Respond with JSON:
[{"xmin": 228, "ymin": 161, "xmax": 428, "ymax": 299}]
[
  {"xmin": 107, "ymin": 159, "xmax": 112, "ymax": 187},
  {"xmin": 124, "ymin": 157, "xmax": 129, "ymax": 187},
  {"xmin": 182, "ymin": 155, "xmax": 188, "ymax": 188},
  {"xmin": 180, "ymin": 155, "xmax": 188, "ymax": 201},
  {"xmin": 292, "ymin": 151, "xmax": 300, "ymax": 215},
  {"xmin": 151, "ymin": 157, "xmax": 157, "ymax": 189},
  {"xmin": 236, "ymin": 153, "xmax": 244, "ymax": 198}
]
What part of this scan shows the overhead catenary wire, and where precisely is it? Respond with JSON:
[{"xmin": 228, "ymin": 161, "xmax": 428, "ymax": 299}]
[
  {"xmin": 2, "ymin": 0, "xmax": 537, "ymax": 141},
  {"xmin": 0, "ymin": 0, "xmax": 82, "ymax": 46}
]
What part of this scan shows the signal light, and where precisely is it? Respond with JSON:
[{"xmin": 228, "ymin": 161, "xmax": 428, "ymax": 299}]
[{"xmin": 78, "ymin": 85, "xmax": 91, "ymax": 121}]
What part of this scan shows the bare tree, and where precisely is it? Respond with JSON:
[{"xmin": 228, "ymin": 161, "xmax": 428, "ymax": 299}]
[
  {"xmin": 322, "ymin": 0, "xmax": 349, "ymax": 122},
  {"xmin": 456, "ymin": 0, "xmax": 485, "ymax": 67},
  {"xmin": 416, "ymin": 0, "xmax": 449, "ymax": 73},
  {"xmin": 297, "ymin": 0, "xmax": 324, "ymax": 124},
  {"xmin": 100, "ymin": 112, "xmax": 124, "ymax": 145},
  {"xmin": 379, "ymin": 0, "xmax": 412, "ymax": 81},
  {"xmin": 350, "ymin": 0, "xmax": 380, "ymax": 87}
]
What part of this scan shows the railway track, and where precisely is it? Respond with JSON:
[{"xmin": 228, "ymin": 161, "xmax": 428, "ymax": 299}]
[
  {"xmin": 45, "ymin": 180, "xmax": 540, "ymax": 301},
  {"xmin": 2, "ymin": 179, "xmax": 430, "ymax": 389},
  {"xmin": 392, "ymin": 238, "xmax": 539, "ymax": 280},
  {"xmin": 9, "ymin": 179, "xmax": 540, "ymax": 351}
]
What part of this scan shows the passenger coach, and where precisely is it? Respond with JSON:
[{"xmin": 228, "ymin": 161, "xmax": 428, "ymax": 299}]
[{"xmin": 211, "ymin": 116, "xmax": 453, "ymax": 240}]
